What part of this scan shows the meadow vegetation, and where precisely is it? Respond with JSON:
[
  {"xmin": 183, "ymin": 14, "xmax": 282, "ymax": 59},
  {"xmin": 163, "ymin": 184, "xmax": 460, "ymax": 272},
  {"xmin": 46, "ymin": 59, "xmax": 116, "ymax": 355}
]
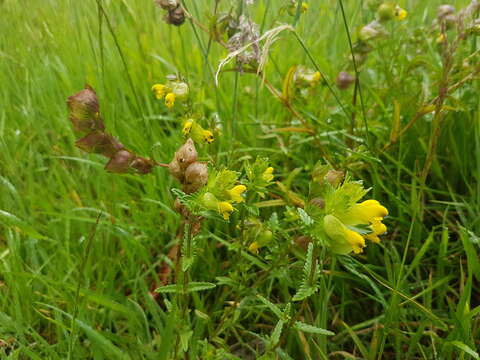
[{"xmin": 0, "ymin": 0, "xmax": 479, "ymax": 358}]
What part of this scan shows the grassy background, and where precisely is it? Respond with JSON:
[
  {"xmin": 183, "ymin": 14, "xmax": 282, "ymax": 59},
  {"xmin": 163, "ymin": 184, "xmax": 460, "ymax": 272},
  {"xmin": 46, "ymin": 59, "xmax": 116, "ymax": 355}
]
[{"xmin": 0, "ymin": 0, "xmax": 479, "ymax": 358}]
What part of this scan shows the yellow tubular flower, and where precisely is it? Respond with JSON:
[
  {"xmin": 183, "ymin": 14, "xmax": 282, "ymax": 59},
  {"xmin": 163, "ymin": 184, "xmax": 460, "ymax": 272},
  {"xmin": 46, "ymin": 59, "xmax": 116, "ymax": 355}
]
[
  {"xmin": 152, "ymin": 84, "xmax": 167, "ymax": 99},
  {"xmin": 202, "ymin": 130, "xmax": 214, "ymax": 144},
  {"xmin": 302, "ymin": 2, "xmax": 309, "ymax": 12},
  {"xmin": 365, "ymin": 217, "xmax": 387, "ymax": 243},
  {"xmin": 324, "ymin": 214, "xmax": 366, "ymax": 255},
  {"xmin": 248, "ymin": 241, "xmax": 260, "ymax": 254},
  {"xmin": 183, "ymin": 120, "xmax": 193, "ymax": 136},
  {"xmin": 395, "ymin": 6, "xmax": 408, "ymax": 20},
  {"xmin": 262, "ymin": 167, "xmax": 274, "ymax": 182},
  {"xmin": 218, "ymin": 201, "xmax": 234, "ymax": 220},
  {"xmin": 227, "ymin": 185, "xmax": 247, "ymax": 203},
  {"xmin": 165, "ymin": 92, "xmax": 176, "ymax": 108},
  {"xmin": 350, "ymin": 199, "xmax": 388, "ymax": 224},
  {"xmin": 344, "ymin": 228, "xmax": 366, "ymax": 254},
  {"xmin": 312, "ymin": 71, "xmax": 321, "ymax": 82}
]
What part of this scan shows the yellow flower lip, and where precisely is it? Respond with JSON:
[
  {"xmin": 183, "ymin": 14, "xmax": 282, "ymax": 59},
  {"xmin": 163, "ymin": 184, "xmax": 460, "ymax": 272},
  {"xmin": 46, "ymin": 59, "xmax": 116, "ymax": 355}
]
[
  {"xmin": 395, "ymin": 6, "xmax": 408, "ymax": 20},
  {"xmin": 183, "ymin": 120, "xmax": 193, "ymax": 136},
  {"xmin": 227, "ymin": 185, "xmax": 247, "ymax": 203},
  {"xmin": 218, "ymin": 201, "xmax": 234, "ymax": 220},
  {"xmin": 248, "ymin": 241, "xmax": 259, "ymax": 254},
  {"xmin": 356, "ymin": 200, "xmax": 389, "ymax": 219},
  {"xmin": 262, "ymin": 167, "xmax": 274, "ymax": 182},
  {"xmin": 202, "ymin": 130, "xmax": 214, "ymax": 144},
  {"xmin": 152, "ymin": 84, "xmax": 167, "ymax": 99},
  {"xmin": 344, "ymin": 228, "xmax": 366, "ymax": 254},
  {"xmin": 165, "ymin": 92, "xmax": 176, "ymax": 108}
]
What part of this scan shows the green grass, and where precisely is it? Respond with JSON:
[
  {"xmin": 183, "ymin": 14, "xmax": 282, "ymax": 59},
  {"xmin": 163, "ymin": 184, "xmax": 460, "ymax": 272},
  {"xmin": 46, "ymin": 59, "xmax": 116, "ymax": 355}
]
[{"xmin": 0, "ymin": 0, "xmax": 479, "ymax": 358}]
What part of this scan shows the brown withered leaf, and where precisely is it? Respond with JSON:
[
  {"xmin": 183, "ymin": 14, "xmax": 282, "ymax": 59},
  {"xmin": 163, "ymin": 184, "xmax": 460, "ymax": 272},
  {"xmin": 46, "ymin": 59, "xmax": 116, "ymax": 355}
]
[
  {"xmin": 131, "ymin": 157, "xmax": 156, "ymax": 174},
  {"xmin": 67, "ymin": 85, "xmax": 105, "ymax": 133},
  {"xmin": 75, "ymin": 131, "xmax": 124, "ymax": 157},
  {"xmin": 104, "ymin": 150, "xmax": 135, "ymax": 173}
]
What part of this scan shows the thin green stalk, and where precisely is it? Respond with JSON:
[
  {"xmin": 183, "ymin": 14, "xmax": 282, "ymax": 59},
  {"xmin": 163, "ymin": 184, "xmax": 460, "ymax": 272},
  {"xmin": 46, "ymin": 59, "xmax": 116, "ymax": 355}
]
[
  {"xmin": 67, "ymin": 214, "xmax": 101, "ymax": 360},
  {"xmin": 95, "ymin": 0, "xmax": 141, "ymax": 114},
  {"xmin": 292, "ymin": 31, "xmax": 351, "ymax": 120},
  {"xmin": 338, "ymin": 0, "xmax": 370, "ymax": 149}
]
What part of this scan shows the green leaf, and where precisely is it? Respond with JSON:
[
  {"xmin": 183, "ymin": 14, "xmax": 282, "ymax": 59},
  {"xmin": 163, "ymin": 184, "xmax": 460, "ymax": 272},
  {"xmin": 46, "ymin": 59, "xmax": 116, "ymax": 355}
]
[
  {"xmin": 257, "ymin": 295, "xmax": 283, "ymax": 319},
  {"xmin": 180, "ymin": 330, "xmax": 193, "ymax": 353},
  {"xmin": 447, "ymin": 341, "xmax": 479, "ymax": 359},
  {"xmin": 155, "ymin": 282, "xmax": 216, "ymax": 294},
  {"xmin": 293, "ymin": 321, "xmax": 334, "ymax": 336},
  {"xmin": 297, "ymin": 208, "xmax": 314, "ymax": 226},
  {"xmin": 270, "ymin": 319, "xmax": 284, "ymax": 347}
]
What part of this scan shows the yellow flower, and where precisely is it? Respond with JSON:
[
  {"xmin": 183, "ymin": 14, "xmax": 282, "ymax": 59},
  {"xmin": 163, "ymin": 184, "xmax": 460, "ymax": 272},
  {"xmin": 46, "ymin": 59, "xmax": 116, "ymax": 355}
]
[
  {"xmin": 312, "ymin": 71, "xmax": 321, "ymax": 82},
  {"xmin": 152, "ymin": 84, "xmax": 167, "ymax": 99},
  {"xmin": 183, "ymin": 120, "xmax": 193, "ymax": 136},
  {"xmin": 165, "ymin": 92, "xmax": 176, "ymax": 108},
  {"xmin": 349, "ymin": 199, "xmax": 388, "ymax": 224},
  {"xmin": 395, "ymin": 6, "xmax": 408, "ymax": 20},
  {"xmin": 248, "ymin": 241, "xmax": 260, "ymax": 254},
  {"xmin": 365, "ymin": 217, "xmax": 387, "ymax": 243},
  {"xmin": 262, "ymin": 167, "xmax": 274, "ymax": 182},
  {"xmin": 324, "ymin": 214, "xmax": 366, "ymax": 255},
  {"xmin": 436, "ymin": 33, "xmax": 446, "ymax": 44},
  {"xmin": 344, "ymin": 228, "xmax": 366, "ymax": 254},
  {"xmin": 227, "ymin": 185, "xmax": 247, "ymax": 203},
  {"xmin": 218, "ymin": 201, "xmax": 234, "ymax": 220},
  {"xmin": 302, "ymin": 2, "xmax": 309, "ymax": 12},
  {"xmin": 202, "ymin": 129, "xmax": 214, "ymax": 144}
]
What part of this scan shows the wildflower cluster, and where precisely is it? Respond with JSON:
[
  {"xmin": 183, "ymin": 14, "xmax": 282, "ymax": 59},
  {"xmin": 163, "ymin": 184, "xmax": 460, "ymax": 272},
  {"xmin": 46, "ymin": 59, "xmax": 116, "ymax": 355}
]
[
  {"xmin": 151, "ymin": 76, "xmax": 189, "ymax": 109},
  {"xmin": 305, "ymin": 165, "xmax": 388, "ymax": 255},
  {"xmin": 199, "ymin": 169, "xmax": 247, "ymax": 220},
  {"xmin": 182, "ymin": 119, "xmax": 215, "ymax": 145},
  {"xmin": 67, "ymin": 85, "xmax": 156, "ymax": 174},
  {"xmin": 244, "ymin": 157, "xmax": 275, "ymax": 198}
]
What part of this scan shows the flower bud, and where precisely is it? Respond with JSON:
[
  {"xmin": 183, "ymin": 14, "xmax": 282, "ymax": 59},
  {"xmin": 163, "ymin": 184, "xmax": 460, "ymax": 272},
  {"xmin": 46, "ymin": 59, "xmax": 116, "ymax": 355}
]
[
  {"xmin": 104, "ymin": 150, "xmax": 135, "ymax": 173},
  {"xmin": 170, "ymin": 81, "xmax": 189, "ymax": 100},
  {"xmin": 67, "ymin": 86, "xmax": 105, "ymax": 133},
  {"xmin": 183, "ymin": 162, "xmax": 208, "ymax": 193},
  {"xmin": 257, "ymin": 230, "xmax": 273, "ymax": 245},
  {"xmin": 75, "ymin": 131, "xmax": 124, "ymax": 157},
  {"xmin": 174, "ymin": 138, "xmax": 198, "ymax": 170},
  {"xmin": 377, "ymin": 3, "xmax": 395, "ymax": 21},
  {"xmin": 336, "ymin": 71, "xmax": 355, "ymax": 90},
  {"xmin": 359, "ymin": 21, "xmax": 385, "ymax": 41},
  {"xmin": 202, "ymin": 192, "xmax": 219, "ymax": 211}
]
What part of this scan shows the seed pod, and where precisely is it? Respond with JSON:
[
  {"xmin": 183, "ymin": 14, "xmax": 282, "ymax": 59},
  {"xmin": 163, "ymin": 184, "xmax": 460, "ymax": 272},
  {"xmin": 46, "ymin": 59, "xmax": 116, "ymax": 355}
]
[
  {"xmin": 75, "ymin": 131, "xmax": 124, "ymax": 157},
  {"xmin": 105, "ymin": 150, "xmax": 135, "ymax": 173},
  {"xmin": 155, "ymin": 0, "xmax": 178, "ymax": 10},
  {"xmin": 168, "ymin": 158, "xmax": 184, "ymax": 182},
  {"xmin": 175, "ymin": 138, "xmax": 198, "ymax": 170},
  {"xmin": 437, "ymin": 4, "xmax": 455, "ymax": 19},
  {"xmin": 325, "ymin": 170, "xmax": 344, "ymax": 187},
  {"xmin": 183, "ymin": 162, "xmax": 208, "ymax": 194},
  {"xmin": 310, "ymin": 197, "xmax": 325, "ymax": 209},
  {"xmin": 67, "ymin": 85, "xmax": 105, "ymax": 133},
  {"xmin": 377, "ymin": 3, "xmax": 395, "ymax": 21},
  {"xmin": 336, "ymin": 71, "xmax": 355, "ymax": 90},
  {"xmin": 166, "ymin": 6, "xmax": 186, "ymax": 26}
]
